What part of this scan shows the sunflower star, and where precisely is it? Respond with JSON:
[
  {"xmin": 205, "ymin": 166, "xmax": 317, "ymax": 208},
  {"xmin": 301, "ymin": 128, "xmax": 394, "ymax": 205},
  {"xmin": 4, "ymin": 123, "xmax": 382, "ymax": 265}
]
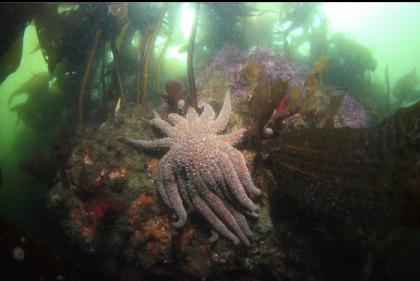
[{"xmin": 126, "ymin": 91, "xmax": 261, "ymax": 245}]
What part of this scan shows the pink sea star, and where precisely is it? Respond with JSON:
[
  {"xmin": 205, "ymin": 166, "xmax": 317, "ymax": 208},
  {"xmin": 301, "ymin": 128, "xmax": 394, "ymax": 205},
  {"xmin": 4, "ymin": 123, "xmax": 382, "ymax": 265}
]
[{"xmin": 126, "ymin": 91, "xmax": 261, "ymax": 245}]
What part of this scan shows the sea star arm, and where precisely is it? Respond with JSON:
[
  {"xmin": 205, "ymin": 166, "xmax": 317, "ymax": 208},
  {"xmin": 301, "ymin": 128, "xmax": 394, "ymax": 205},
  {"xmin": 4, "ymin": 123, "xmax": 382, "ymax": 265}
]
[
  {"xmin": 217, "ymin": 151, "xmax": 260, "ymax": 213},
  {"xmin": 202, "ymin": 158, "xmax": 235, "ymax": 203},
  {"xmin": 187, "ymin": 182, "xmax": 241, "ymax": 245},
  {"xmin": 211, "ymin": 91, "xmax": 232, "ymax": 133},
  {"xmin": 198, "ymin": 102, "xmax": 216, "ymax": 122},
  {"xmin": 159, "ymin": 158, "xmax": 188, "ymax": 228},
  {"xmin": 194, "ymin": 174, "xmax": 250, "ymax": 245},
  {"xmin": 156, "ymin": 154, "xmax": 172, "ymax": 207},
  {"xmin": 224, "ymin": 200, "xmax": 254, "ymax": 238},
  {"xmin": 219, "ymin": 143, "xmax": 262, "ymax": 196},
  {"xmin": 125, "ymin": 137, "xmax": 173, "ymax": 151},
  {"xmin": 209, "ymin": 230, "xmax": 219, "ymax": 243},
  {"xmin": 219, "ymin": 128, "xmax": 246, "ymax": 147},
  {"xmin": 175, "ymin": 173, "xmax": 194, "ymax": 209},
  {"xmin": 167, "ymin": 113, "xmax": 185, "ymax": 126},
  {"xmin": 150, "ymin": 110, "xmax": 177, "ymax": 137},
  {"xmin": 186, "ymin": 107, "xmax": 199, "ymax": 121}
]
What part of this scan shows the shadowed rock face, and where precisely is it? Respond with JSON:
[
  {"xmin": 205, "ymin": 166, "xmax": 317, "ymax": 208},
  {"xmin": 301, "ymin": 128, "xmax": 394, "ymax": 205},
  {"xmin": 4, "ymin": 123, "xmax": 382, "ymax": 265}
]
[
  {"xmin": 262, "ymin": 101, "xmax": 420, "ymax": 281},
  {"xmin": 264, "ymin": 104, "xmax": 420, "ymax": 227}
]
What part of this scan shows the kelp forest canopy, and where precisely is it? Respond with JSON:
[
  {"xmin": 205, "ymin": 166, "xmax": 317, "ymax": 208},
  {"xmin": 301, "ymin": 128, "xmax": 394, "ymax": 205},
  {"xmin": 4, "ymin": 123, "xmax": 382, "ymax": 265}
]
[
  {"xmin": 1, "ymin": 2, "xmax": 418, "ymax": 137},
  {"xmin": 1, "ymin": 3, "xmax": 255, "ymax": 134}
]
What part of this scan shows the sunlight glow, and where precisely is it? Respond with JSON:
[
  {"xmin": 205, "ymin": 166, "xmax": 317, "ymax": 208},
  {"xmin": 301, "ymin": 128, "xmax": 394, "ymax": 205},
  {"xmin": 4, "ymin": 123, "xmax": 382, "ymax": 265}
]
[
  {"xmin": 179, "ymin": 3, "xmax": 195, "ymax": 40},
  {"xmin": 322, "ymin": 3, "xmax": 378, "ymax": 36},
  {"xmin": 322, "ymin": 2, "xmax": 420, "ymax": 80},
  {"xmin": 167, "ymin": 45, "xmax": 187, "ymax": 61}
]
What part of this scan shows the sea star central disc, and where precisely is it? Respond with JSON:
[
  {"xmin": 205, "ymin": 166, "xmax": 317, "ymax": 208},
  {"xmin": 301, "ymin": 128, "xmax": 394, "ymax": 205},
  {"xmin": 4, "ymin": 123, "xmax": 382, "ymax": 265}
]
[{"xmin": 126, "ymin": 91, "xmax": 261, "ymax": 245}]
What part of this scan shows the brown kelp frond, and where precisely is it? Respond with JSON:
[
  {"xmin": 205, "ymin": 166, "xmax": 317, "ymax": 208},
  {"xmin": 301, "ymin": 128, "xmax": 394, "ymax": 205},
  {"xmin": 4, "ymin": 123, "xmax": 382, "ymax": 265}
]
[
  {"xmin": 316, "ymin": 94, "xmax": 345, "ymax": 128},
  {"xmin": 0, "ymin": 33, "xmax": 24, "ymax": 85},
  {"xmin": 77, "ymin": 28, "xmax": 102, "ymax": 133},
  {"xmin": 304, "ymin": 55, "xmax": 329, "ymax": 97},
  {"xmin": 154, "ymin": 4, "xmax": 178, "ymax": 96},
  {"xmin": 187, "ymin": 3, "xmax": 201, "ymax": 113},
  {"xmin": 8, "ymin": 72, "xmax": 51, "ymax": 106},
  {"xmin": 8, "ymin": 72, "xmax": 71, "ymax": 132},
  {"xmin": 110, "ymin": 32, "xmax": 127, "ymax": 109},
  {"xmin": 155, "ymin": 33, "xmax": 170, "ymax": 95},
  {"xmin": 140, "ymin": 3, "xmax": 168, "ymax": 107},
  {"xmin": 136, "ymin": 28, "xmax": 151, "ymax": 105},
  {"xmin": 262, "ymin": 100, "xmax": 420, "ymax": 227},
  {"xmin": 239, "ymin": 60, "xmax": 289, "ymax": 146},
  {"xmin": 271, "ymin": 55, "xmax": 331, "ymax": 129},
  {"xmin": 262, "ymin": 127, "xmax": 377, "ymax": 189},
  {"xmin": 0, "ymin": 3, "xmax": 42, "ymax": 84}
]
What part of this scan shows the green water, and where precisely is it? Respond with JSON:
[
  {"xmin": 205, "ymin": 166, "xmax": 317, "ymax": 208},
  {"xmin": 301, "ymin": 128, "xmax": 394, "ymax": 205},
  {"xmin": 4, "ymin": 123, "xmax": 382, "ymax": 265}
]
[
  {"xmin": 0, "ymin": 25, "xmax": 50, "ymax": 238},
  {"xmin": 323, "ymin": 3, "xmax": 420, "ymax": 97},
  {"xmin": 0, "ymin": 1, "xmax": 420, "ymax": 243}
]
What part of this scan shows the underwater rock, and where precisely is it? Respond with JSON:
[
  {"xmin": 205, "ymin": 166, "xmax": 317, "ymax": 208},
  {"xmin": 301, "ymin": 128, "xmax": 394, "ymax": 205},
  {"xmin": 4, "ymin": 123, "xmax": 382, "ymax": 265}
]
[
  {"xmin": 337, "ymin": 91, "xmax": 371, "ymax": 128},
  {"xmin": 261, "ymin": 100, "xmax": 420, "ymax": 281},
  {"xmin": 263, "ymin": 102, "xmax": 420, "ymax": 227},
  {"xmin": 247, "ymin": 46, "xmax": 307, "ymax": 87},
  {"xmin": 200, "ymin": 44, "xmax": 308, "ymax": 98},
  {"xmin": 46, "ymin": 97, "xmax": 284, "ymax": 280}
]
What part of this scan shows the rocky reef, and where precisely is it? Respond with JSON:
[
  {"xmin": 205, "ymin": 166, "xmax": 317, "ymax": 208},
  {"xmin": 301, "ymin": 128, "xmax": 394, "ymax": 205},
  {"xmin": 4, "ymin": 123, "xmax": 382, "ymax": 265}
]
[
  {"xmin": 43, "ymin": 45, "xmax": 419, "ymax": 281},
  {"xmin": 46, "ymin": 95, "xmax": 286, "ymax": 280}
]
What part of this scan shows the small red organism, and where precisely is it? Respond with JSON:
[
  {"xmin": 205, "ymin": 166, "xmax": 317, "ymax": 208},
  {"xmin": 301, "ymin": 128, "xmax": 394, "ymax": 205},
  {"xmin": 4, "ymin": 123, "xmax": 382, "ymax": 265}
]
[
  {"xmin": 276, "ymin": 94, "xmax": 290, "ymax": 114},
  {"xmin": 85, "ymin": 195, "xmax": 120, "ymax": 220},
  {"xmin": 161, "ymin": 80, "xmax": 188, "ymax": 115},
  {"xmin": 165, "ymin": 80, "xmax": 183, "ymax": 103}
]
